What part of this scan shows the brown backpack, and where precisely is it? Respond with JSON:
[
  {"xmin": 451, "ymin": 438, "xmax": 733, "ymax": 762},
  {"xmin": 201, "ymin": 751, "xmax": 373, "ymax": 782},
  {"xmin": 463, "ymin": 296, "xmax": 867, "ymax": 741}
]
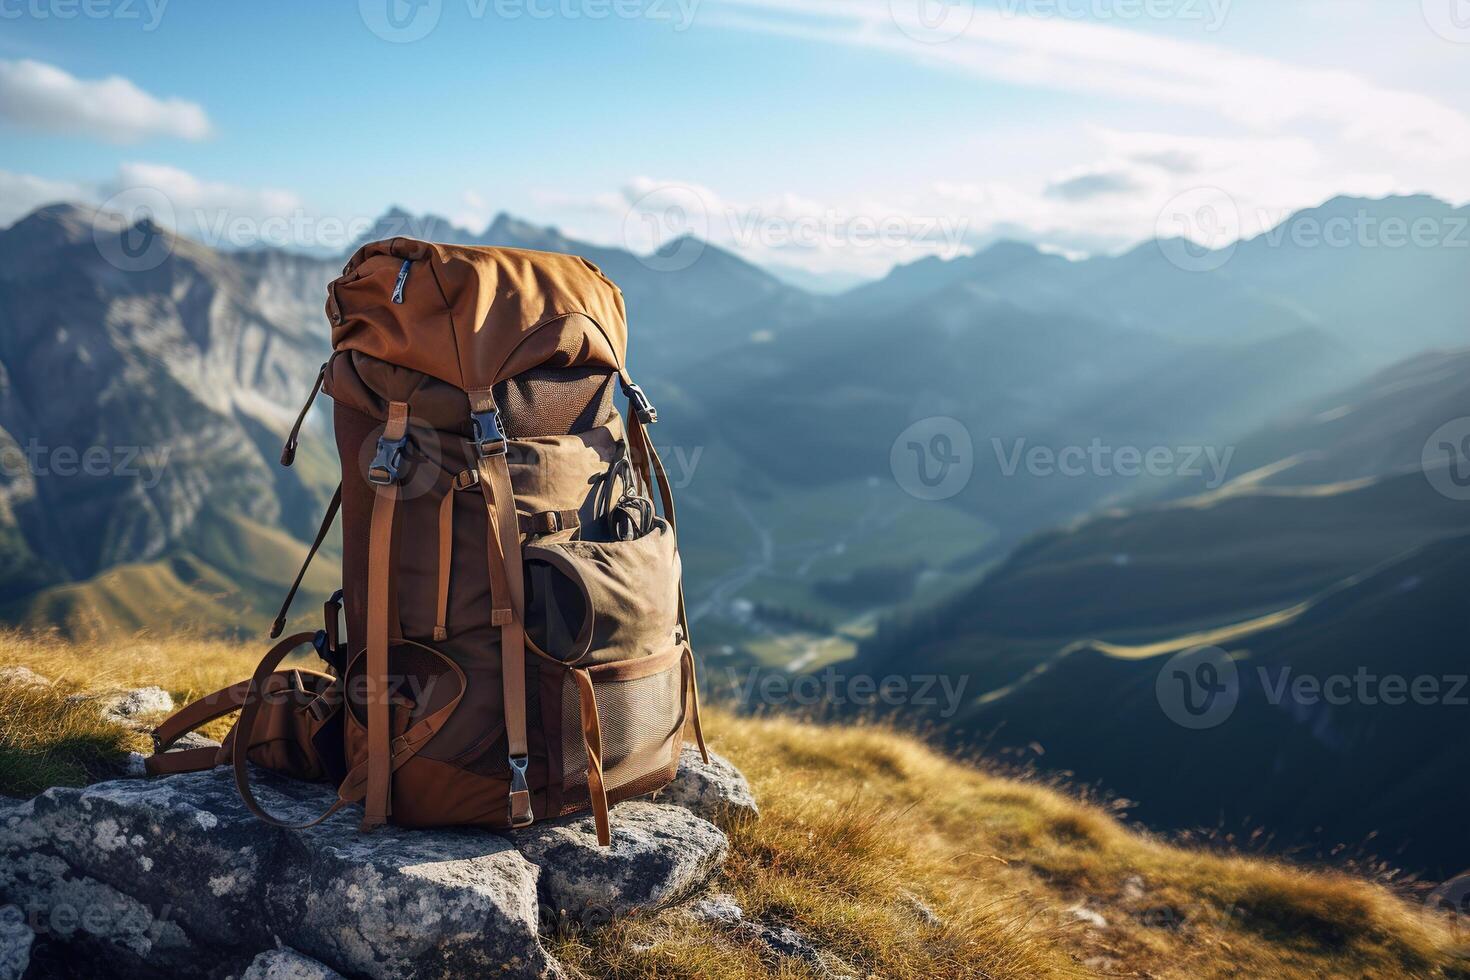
[{"xmin": 147, "ymin": 237, "xmax": 708, "ymax": 845}]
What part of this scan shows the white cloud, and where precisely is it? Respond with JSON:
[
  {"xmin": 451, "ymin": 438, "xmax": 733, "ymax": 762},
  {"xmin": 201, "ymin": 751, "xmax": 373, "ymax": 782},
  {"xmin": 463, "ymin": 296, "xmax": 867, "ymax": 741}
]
[
  {"xmin": 0, "ymin": 59, "xmax": 211, "ymax": 143},
  {"xmin": 0, "ymin": 169, "xmax": 88, "ymax": 226},
  {"xmin": 105, "ymin": 162, "xmax": 300, "ymax": 218},
  {"xmin": 704, "ymin": 1, "xmax": 1470, "ymax": 159}
]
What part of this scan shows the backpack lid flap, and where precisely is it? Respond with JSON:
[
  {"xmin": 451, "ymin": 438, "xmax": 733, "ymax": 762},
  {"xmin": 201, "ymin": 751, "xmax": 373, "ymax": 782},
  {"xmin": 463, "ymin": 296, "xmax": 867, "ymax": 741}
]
[{"xmin": 328, "ymin": 237, "xmax": 628, "ymax": 389}]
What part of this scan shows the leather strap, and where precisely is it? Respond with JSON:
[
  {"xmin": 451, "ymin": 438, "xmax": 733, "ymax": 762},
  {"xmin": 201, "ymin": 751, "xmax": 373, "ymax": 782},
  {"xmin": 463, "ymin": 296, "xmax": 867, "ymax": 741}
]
[
  {"xmin": 519, "ymin": 509, "xmax": 580, "ymax": 536},
  {"xmin": 336, "ymin": 651, "xmax": 467, "ymax": 805},
  {"xmin": 571, "ymin": 668, "xmax": 611, "ymax": 846},
  {"xmin": 150, "ymin": 678, "xmax": 253, "ymax": 752},
  {"xmin": 434, "ymin": 478, "xmax": 455, "ymax": 642},
  {"xmin": 146, "ymin": 746, "xmax": 223, "ymax": 775},
  {"xmin": 681, "ymin": 646, "xmax": 709, "ymax": 762},
  {"xmin": 280, "ymin": 362, "xmax": 327, "ymax": 467},
  {"xmin": 362, "ymin": 401, "xmax": 409, "ymax": 831},
  {"xmin": 627, "ymin": 406, "xmax": 709, "ymax": 764},
  {"xmin": 233, "ymin": 632, "xmax": 351, "ymax": 829},
  {"xmin": 468, "ymin": 387, "xmax": 533, "ymax": 829},
  {"xmin": 270, "ymin": 483, "xmax": 342, "ymax": 639}
]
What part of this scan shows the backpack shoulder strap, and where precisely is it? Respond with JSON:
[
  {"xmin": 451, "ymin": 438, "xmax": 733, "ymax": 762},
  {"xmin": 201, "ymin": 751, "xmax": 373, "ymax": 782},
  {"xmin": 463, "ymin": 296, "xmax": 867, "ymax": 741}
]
[
  {"xmin": 467, "ymin": 387, "xmax": 534, "ymax": 829},
  {"xmin": 231, "ymin": 631, "xmax": 352, "ymax": 829}
]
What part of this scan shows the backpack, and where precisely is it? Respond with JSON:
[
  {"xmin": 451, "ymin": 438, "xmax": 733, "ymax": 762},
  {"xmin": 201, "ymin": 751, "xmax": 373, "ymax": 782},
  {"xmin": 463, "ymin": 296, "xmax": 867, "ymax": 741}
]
[{"xmin": 147, "ymin": 237, "xmax": 709, "ymax": 846}]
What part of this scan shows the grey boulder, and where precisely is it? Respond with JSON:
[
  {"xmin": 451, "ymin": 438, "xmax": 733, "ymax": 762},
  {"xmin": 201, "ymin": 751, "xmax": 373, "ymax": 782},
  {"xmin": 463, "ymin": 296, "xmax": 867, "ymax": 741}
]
[
  {"xmin": 516, "ymin": 801, "xmax": 728, "ymax": 927},
  {"xmin": 1, "ymin": 746, "xmax": 748, "ymax": 979},
  {"xmin": 239, "ymin": 947, "xmax": 344, "ymax": 980},
  {"xmin": 654, "ymin": 746, "xmax": 759, "ymax": 825}
]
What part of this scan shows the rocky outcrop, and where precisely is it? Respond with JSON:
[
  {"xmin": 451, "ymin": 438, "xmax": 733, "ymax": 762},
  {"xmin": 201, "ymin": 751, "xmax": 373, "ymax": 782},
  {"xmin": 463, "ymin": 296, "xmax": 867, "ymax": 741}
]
[
  {"xmin": 239, "ymin": 947, "xmax": 344, "ymax": 980},
  {"xmin": 0, "ymin": 906, "xmax": 33, "ymax": 980},
  {"xmin": 654, "ymin": 746, "xmax": 759, "ymax": 825},
  {"xmin": 0, "ymin": 755, "xmax": 748, "ymax": 979}
]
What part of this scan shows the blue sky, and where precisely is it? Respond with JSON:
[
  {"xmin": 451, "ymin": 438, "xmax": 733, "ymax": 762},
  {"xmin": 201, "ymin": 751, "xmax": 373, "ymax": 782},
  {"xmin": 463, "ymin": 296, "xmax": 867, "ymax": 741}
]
[{"xmin": 3, "ymin": 0, "xmax": 1469, "ymax": 278}]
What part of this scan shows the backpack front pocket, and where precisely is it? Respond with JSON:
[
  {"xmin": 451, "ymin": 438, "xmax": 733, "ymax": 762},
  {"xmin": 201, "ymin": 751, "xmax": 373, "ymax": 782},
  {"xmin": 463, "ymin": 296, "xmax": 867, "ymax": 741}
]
[{"xmin": 522, "ymin": 516, "xmax": 682, "ymax": 667}]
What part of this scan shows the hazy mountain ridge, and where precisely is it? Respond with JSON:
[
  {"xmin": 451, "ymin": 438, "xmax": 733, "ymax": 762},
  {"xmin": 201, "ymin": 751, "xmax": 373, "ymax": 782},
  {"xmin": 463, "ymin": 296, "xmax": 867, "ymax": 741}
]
[
  {"xmin": 0, "ymin": 203, "xmax": 336, "ymax": 630},
  {"xmin": 853, "ymin": 346, "xmax": 1470, "ymax": 875}
]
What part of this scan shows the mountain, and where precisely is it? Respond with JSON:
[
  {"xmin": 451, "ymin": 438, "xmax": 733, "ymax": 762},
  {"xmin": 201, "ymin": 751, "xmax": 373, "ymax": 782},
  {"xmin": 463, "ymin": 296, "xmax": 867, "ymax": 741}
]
[
  {"xmin": 845, "ymin": 195, "xmax": 1468, "ymax": 363},
  {"xmin": 0, "ymin": 203, "xmax": 339, "ymax": 633},
  {"xmin": 352, "ymin": 207, "xmax": 807, "ymax": 374},
  {"xmin": 850, "ymin": 347, "xmax": 1470, "ymax": 875}
]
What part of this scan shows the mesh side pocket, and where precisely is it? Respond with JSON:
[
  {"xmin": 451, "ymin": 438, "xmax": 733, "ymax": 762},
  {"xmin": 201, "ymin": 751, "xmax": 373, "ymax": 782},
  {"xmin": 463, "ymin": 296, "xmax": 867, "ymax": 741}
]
[{"xmin": 560, "ymin": 646, "xmax": 685, "ymax": 805}]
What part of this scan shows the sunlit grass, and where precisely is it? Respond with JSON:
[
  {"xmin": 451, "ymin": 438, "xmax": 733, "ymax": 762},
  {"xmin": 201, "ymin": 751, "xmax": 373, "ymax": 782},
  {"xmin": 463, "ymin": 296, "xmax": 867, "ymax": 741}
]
[{"xmin": 3, "ymin": 630, "xmax": 1466, "ymax": 978}]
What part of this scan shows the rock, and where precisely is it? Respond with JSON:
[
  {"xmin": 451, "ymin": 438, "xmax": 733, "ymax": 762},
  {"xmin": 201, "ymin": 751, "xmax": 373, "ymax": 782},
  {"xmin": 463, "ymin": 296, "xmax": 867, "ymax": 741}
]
[
  {"xmin": 0, "ymin": 751, "xmax": 754, "ymax": 979},
  {"xmin": 687, "ymin": 892, "xmax": 744, "ymax": 927},
  {"xmin": 0, "ymin": 906, "xmax": 34, "ymax": 980},
  {"xmin": 0, "ymin": 666, "xmax": 50, "ymax": 688},
  {"xmin": 100, "ymin": 687, "xmax": 175, "ymax": 725},
  {"xmin": 898, "ymin": 889, "xmax": 943, "ymax": 928},
  {"xmin": 240, "ymin": 947, "xmax": 344, "ymax": 980},
  {"xmin": 516, "ymin": 801, "xmax": 726, "ymax": 928},
  {"xmin": 0, "ymin": 769, "xmax": 558, "ymax": 979},
  {"xmin": 739, "ymin": 921, "xmax": 856, "ymax": 980},
  {"xmin": 1122, "ymin": 874, "xmax": 1146, "ymax": 901},
  {"xmin": 654, "ymin": 746, "xmax": 759, "ymax": 825}
]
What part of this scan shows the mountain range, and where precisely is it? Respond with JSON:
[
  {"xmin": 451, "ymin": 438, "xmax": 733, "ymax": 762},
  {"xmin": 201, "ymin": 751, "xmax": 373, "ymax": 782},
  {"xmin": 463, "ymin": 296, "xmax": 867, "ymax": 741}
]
[
  {"xmin": 1, "ymin": 191, "xmax": 1466, "ymax": 875},
  {"xmin": 852, "ymin": 347, "xmax": 1470, "ymax": 877}
]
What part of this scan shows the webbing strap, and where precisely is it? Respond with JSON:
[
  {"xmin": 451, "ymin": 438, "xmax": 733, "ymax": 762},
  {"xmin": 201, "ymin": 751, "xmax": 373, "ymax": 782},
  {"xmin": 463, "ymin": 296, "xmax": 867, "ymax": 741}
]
[
  {"xmin": 627, "ymin": 407, "xmax": 709, "ymax": 764},
  {"xmin": 434, "ymin": 480, "xmax": 455, "ymax": 642},
  {"xmin": 270, "ymin": 483, "xmax": 342, "ymax": 639},
  {"xmin": 150, "ymin": 678, "xmax": 253, "ymax": 752},
  {"xmin": 280, "ymin": 362, "xmax": 327, "ymax": 467},
  {"xmin": 362, "ymin": 402, "xmax": 409, "ymax": 831},
  {"xmin": 571, "ymin": 668, "xmax": 611, "ymax": 846},
  {"xmin": 468, "ymin": 387, "xmax": 533, "ymax": 829},
  {"xmin": 233, "ymin": 632, "xmax": 351, "ymax": 829}
]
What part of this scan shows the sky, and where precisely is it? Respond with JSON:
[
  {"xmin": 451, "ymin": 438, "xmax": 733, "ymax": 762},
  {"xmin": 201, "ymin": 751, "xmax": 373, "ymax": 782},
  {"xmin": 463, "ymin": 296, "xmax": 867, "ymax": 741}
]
[{"xmin": 2, "ymin": 0, "xmax": 1469, "ymax": 282}]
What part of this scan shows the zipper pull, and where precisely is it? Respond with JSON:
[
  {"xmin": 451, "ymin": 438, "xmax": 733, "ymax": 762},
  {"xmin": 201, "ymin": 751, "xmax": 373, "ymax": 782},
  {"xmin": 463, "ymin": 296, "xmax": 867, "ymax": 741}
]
[{"xmin": 392, "ymin": 259, "xmax": 411, "ymax": 304}]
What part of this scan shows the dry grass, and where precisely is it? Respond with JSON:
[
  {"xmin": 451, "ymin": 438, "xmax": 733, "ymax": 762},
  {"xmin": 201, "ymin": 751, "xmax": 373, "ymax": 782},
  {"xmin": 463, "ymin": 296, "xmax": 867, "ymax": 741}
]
[{"xmin": 3, "ymin": 631, "xmax": 1467, "ymax": 979}]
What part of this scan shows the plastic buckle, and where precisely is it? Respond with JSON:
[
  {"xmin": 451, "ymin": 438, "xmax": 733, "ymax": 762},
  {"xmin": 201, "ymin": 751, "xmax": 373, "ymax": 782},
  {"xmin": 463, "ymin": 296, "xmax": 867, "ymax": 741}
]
[
  {"xmin": 508, "ymin": 755, "xmax": 533, "ymax": 827},
  {"xmin": 367, "ymin": 433, "xmax": 410, "ymax": 485},
  {"xmin": 622, "ymin": 382, "xmax": 658, "ymax": 424},
  {"xmin": 471, "ymin": 409, "xmax": 508, "ymax": 458}
]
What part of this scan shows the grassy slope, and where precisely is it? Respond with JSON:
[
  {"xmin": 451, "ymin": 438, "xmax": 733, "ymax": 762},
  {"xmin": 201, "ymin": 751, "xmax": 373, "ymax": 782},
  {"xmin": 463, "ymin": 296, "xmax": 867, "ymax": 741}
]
[{"xmin": 2, "ymin": 633, "xmax": 1466, "ymax": 979}]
